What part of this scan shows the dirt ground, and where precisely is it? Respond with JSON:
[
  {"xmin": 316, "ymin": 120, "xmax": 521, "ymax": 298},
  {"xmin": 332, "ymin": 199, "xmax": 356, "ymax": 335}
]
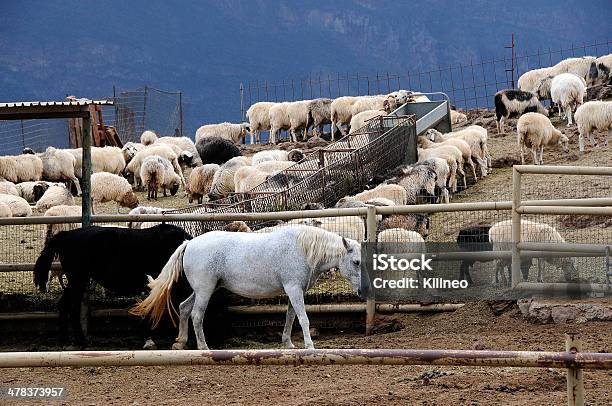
[{"xmin": 0, "ymin": 302, "xmax": 610, "ymax": 405}]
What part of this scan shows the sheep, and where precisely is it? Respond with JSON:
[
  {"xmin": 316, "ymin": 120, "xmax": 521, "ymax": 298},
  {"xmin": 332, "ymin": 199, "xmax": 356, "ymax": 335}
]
[
  {"xmin": 38, "ymin": 146, "xmax": 82, "ymax": 195},
  {"xmin": 306, "ymin": 98, "xmax": 332, "ymax": 137},
  {"xmin": 349, "ymin": 110, "xmax": 387, "ymax": 134},
  {"xmin": 417, "ymin": 145, "xmax": 464, "ymax": 193},
  {"xmin": 489, "ymin": 219, "xmax": 576, "ymax": 285},
  {"xmin": 0, "ymin": 194, "xmax": 32, "ymax": 217},
  {"xmin": 122, "ymin": 142, "xmax": 145, "ymax": 164},
  {"xmin": 140, "ymin": 155, "xmax": 181, "ymax": 200},
  {"xmin": 550, "ymin": 73, "xmax": 586, "ymax": 126},
  {"xmin": 518, "ymin": 67, "xmax": 556, "ymax": 93},
  {"xmin": 494, "ymin": 89, "xmax": 548, "ymax": 134},
  {"xmin": 91, "ymin": 172, "xmax": 139, "ymax": 213},
  {"xmin": 417, "ymin": 135, "xmax": 477, "ymax": 182},
  {"xmin": 66, "ymin": 146, "xmax": 126, "ymax": 178},
  {"xmin": 155, "ymin": 136, "xmax": 203, "ymax": 167},
  {"xmin": 140, "ymin": 130, "xmax": 158, "ymax": 146},
  {"xmin": 288, "ymin": 216, "xmax": 365, "ymax": 241},
  {"xmin": 517, "ymin": 112, "xmax": 569, "ymax": 165},
  {"xmin": 246, "ymin": 102, "xmax": 276, "ymax": 144},
  {"xmin": 0, "ymin": 154, "xmax": 43, "ymax": 183},
  {"xmin": 587, "ymin": 53, "xmax": 612, "ymax": 86},
  {"xmin": 413, "ymin": 158, "xmax": 450, "ymax": 203},
  {"xmin": 15, "ymin": 181, "xmax": 55, "ymax": 203},
  {"xmin": 234, "ymin": 166, "xmax": 270, "ymax": 193},
  {"xmin": 251, "ymin": 149, "xmax": 304, "ymax": 165},
  {"xmin": 450, "ymin": 109, "xmax": 468, "ymax": 125},
  {"xmin": 195, "ymin": 136, "xmax": 242, "ymax": 166},
  {"xmin": 126, "ymin": 206, "xmax": 166, "ymax": 229},
  {"xmin": 335, "ymin": 184, "xmax": 408, "ymax": 207},
  {"xmin": 124, "ymin": 144, "xmax": 185, "ymax": 190},
  {"xmin": 208, "ymin": 156, "xmax": 251, "ymax": 201},
  {"xmin": 0, "ymin": 180, "xmax": 19, "ymax": 196},
  {"xmin": 377, "ymin": 228, "xmax": 425, "ymax": 255},
  {"xmin": 35, "ymin": 184, "xmax": 75, "ymax": 212},
  {"xmin": 330, "ymin": 94, "xmax": 398, "ymax": 140},
  {"xmin": 575, "ymin": 100, "xmax": 612, "ymax": 152},
  {"xmin": 378, "ymin": 213, "xmax": 430, "ymax": 239},
  {"xmin": 0, "ymin": 202, "xmax": 12, "ymax": 218},
  {"xmin": 186, "ymin": 164, "xmax": 220, "ymax": 204},
  {"xmin": 195, "ymin": 122, "xmax": 249, "ymax": 145},
  {"xmin": 426, "ymin": 127, "xmax": 490, "ymax": 176},
  {"xmin": 224, "ymin": 221, "xmax": 252, "ymax": 232}
]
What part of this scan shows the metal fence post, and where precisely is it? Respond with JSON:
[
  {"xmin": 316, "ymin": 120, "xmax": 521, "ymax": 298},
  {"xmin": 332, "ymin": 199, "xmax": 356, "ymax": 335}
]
[
  {"xmin": 565, "ymin": 332, "xmax": 585, "ymax": 406},
  {"xmin": 365, "ymin": 205, "xmax": 378, "ymax": 335},
  {"xmin": 511, "ymin": 167, "xmax": 522, "ymax": 286}
]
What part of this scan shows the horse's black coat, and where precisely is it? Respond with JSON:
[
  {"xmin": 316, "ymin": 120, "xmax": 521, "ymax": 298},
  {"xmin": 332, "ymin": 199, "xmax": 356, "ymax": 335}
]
[
  {"xmin": 196, "ymin": 136, "xmax": 242, "ymax": 165},
  {"xmin": 33, "ymin": 225, "xmax": 229, "ymax": 347}
]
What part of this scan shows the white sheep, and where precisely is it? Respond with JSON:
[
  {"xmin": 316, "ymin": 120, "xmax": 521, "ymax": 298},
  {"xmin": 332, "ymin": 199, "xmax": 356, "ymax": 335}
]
[
  {"xmin": 91, "ymin": 172, "xmax": 139, "ymax": 212},
  {"xmin": 155, "ymin": 136, "xmax": 203, "ymax": 167},
  {"xmin": 335, "ymin": 184, "xmax": 408, "ymax": 206},
  {"xmin": 141, "ymin": 130, "xmax": 158, "ymax": 146},
  {"xmin": 494, "ymin": 89, "xmax": 548, "ymax": 134},
  {"xmin": 66, "ymin": 146, "xmax": 126, "ymax": 178},
  {"xmin": 35, "ymin": 184, "xmax": 75, "ymax": 212},
  {"xmin": 330, "ymin": 94, "xmax": 397, "ymax": 140},
  {"xmin": 140, "ymin": 155, "xmax": 181, "ymax": 200},
  {"xmin": 587, "ymin": 53, "xmax": 612, "ymax": 86},
  {"xmin": 122, "ymin": 142, "xmax": 145, "ymax": 164},
  {"xmin": 0, "ymin": 154, "xmax": 43, "ymax": 183},
  {"xmin": 349, "ymin": 110, "xmax": 387, "ymax": 134},
  {"xmin": 489, "ymin": 219, "xmax": 576, "ymax": 284},
  {"xmin": 288, "ymin": 216, "xmax": 365, "ymax": 241},
  {"xmin": 251, "ymin": 149, "xmax": 304, "ymax": 165},
  {"xmin": 208, "ymin": 156, "xmax": 251, "ymax": 200},
  {"xmin": 246, "ymin": 102, "xmax": 276, "ymax": 144},
  {"xmin": 195, "ymin": 122, "xmax": 249, "ymax": 144},
  {"xmin": 0, "ymin": 180, "xmax": 19, "ymax": 196},
  {"xmin": 550, "ymin": 73, "xmax": 586, "ymax": 126},
  {"xmin": 517, "ymin": 112, "xmax": 569, "ymax": 165},
  {"xmin": 450, "ymin": 110, "xmax": 468, "ymax": 125},
  {"xmin": 186, "ymin": 164, "xmax": 220, "ymax": 204},
  {"xmin": 0, "ymin": 194, "xmax": 32, "ymax": 217},
  {"xmin": 0, "ymin": 202, "xmax": 12, "ymax": 218},
  {"xmin": 574, "ymin": 100, "xmax": 612, "ymax": 152},
  {"xmin": 377, "ymin": 228, "xmax": 425, "ymax": 254},
  {"xmin": 38, "ymin": 146, "xmax": 82, "ymax": 195},
  {"xmin": 125, "ymin": 144, "xmax": 185, "ymax": 190},
  {"xmin": 127, "ymin": 206, "xmax": 166, "ymax": 229}
]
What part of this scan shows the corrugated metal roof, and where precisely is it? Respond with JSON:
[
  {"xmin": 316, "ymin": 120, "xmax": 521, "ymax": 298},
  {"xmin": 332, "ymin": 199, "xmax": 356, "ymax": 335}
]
[{"xmin": 0, "ymin": 100, "xmax": 114, "ymax": 108}]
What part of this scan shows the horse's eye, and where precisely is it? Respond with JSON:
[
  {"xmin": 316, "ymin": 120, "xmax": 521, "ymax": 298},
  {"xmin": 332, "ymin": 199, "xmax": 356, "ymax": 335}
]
[{"xmin": 352, "ymin": 260, "xmax": 360, "ymax": 266}]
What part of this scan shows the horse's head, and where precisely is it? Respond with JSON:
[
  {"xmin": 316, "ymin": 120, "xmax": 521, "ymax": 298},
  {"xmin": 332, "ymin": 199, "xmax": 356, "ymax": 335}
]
[{"xmin": 338, "ymin": 237, "xmax": 363, "ymax": 298}]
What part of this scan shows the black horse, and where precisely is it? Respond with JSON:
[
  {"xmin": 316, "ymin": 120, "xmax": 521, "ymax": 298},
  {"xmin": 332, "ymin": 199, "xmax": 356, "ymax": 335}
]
[{"xmin": 33, "ymin": 224, "xmax": 227, "ymax": 348}]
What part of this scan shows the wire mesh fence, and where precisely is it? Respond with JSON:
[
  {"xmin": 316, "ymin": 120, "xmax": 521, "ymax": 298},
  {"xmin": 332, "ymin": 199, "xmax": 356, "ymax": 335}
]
[{"xmin": 238, "ymin": 39, "xmax": 612, "ymax": 119}]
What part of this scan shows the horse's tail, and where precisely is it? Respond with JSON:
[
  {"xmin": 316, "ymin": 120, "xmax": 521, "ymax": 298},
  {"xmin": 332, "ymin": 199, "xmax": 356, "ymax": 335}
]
[
  {"xmin": 130, "ymin": 240, "xmax": 189, "ymax": 328},
  {"xmin": 34, "ymin": 232, "xmax": 61, "ymax": 292}
]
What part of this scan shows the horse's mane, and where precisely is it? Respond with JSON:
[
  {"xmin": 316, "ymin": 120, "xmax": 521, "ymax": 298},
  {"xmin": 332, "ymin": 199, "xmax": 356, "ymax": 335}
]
[{"xmin": 294, "ymin": 225, "xmax": 347, "ymax": 270}]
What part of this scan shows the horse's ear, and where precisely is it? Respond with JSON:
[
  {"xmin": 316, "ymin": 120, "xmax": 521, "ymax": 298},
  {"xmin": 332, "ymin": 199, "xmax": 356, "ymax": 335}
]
[{"xmin": 342, "ymin": 237, "xmax": 351, "ymax": 251}]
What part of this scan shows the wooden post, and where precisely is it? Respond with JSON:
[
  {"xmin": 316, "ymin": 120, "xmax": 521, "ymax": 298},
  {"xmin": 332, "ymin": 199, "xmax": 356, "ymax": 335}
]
[
  {"xmin": 365, "ymin": 205, "xmax": 377, "ymax": 335},
  {"xmin": 511, "ymin": 167, "xmax": 522, "ymax": 287},
  {"xmin": 81, "ymin": 108, "xmax": 93, "ymax": 228},
  {"xmin": 565, "ymin": 332, "xmax": 585, "ymax": 406}
]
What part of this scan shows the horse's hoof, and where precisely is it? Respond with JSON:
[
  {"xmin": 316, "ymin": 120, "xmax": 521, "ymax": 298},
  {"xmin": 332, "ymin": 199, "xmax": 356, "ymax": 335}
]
[
  {"xmin": 171, "ymin": 342, "xmax": 185, "ymax": 350},
  {"xmin": 143, "ymin": 339, "xmax": 157, "ymax": 350}
]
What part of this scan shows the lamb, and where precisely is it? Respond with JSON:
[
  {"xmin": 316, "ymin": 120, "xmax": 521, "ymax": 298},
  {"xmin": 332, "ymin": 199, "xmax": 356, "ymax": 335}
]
[
  {"xmin": 35, "ymin": 184, "xmax": 75, "ymax": 212},
  {"xmin": 417, "ymin": 145, "xmax": 464, "ymax": 193},
  {"xmin": 195, "ymin": 136, "xmax": 242, "ymax": 165},
  {"xmin": 125, "ymin": 144, "xmax": 185, "ymax": 190},
  {"xmin": 141, "ymin": 130, "xmax": 158, "ymax": 146},
  {"xmin": 417, "ymin": 135, "xmax": 477, "ymax": 182},
  {"xmin": 15, "ymin": 181, "xmax": 55, "ymax": 203},
  {"xmin": 38, "ymin": 146, "xmax": 82, "ymax": 195},
  {"xmin": 186, "ymin": 164, "xmax": 220, "ymax": 204},
  {"xmin": 208, "ymin": 156, "xmax": 251, "ymax": 200},
  {"xmin": 574, "ymin": 100, "xmax": 612, "ymax": 152},
  {"xmin": 251, "ymin": 149, "xmax": 304, "ymax": 165},
  {"xmin": 413, "ymin": 158, "xmax": 450, "ymax": 203},
  {"xmin": 0, "ymin": 194, "xmax": 32, "ymax": 217},
  {"xmin": 518, "ymin": 67, "xmax": 556, "ymax": 94},
  {"xmin": 377, "ymin": 228, "xmax": 425, "ymax": 255},
  {"xmin": 122, "ymin": 142, "xmax": 145, "ymax": 164},
  {"xmin": 246, "ymin": 102, "xmax": 276, "ymax": 144},
  {"xmin": 288, "ymin": 216, "xmax": 365, "ymax": 240},
  {"xmin": 66, "ymin": 146, "xmax": 126, "ymax": 178},
  {"xmin": 0, "ymin": 180, "xmax": 18, "ymax": 196},
  {"xmin": 377, "ymin": 213, "xmax": 430, "ymax": 239},
  {"xmin": 587, "ymin": 53, "xmax": 612, "ymax": 86},
  {"xmin": 335, "ymin": 184, "xmax": 408, "ymax": 207},
  {"xmin": 139, "ymin": 155, "xmax": 181, "ymax": 200},
  {"xmin": 348, "ymin": 110, "xmax": 387, "ymax": 134},
  {"xmin": 0, "ymin": 202, "xmax": 12, "ymax": 218},
  {"xmin": 0, "ymin": 154, "xmax": 43, "ymax": 183},
  {"xmin": 450, "ymin": 110, "xmax": 468, "ymax": 125},
  {"xmin": 306, "ymin": 98, "xmax": 332, "ymax": 137},
  {"xmin": 494, "ymin": 89, "xmax": 548, "ymax": 134},
  {"xmin": 489, "ymin": 219, "xmax": 576, "ymax": 285},
  {"xmin": 155, "ymin": 136, "xmax": 203, "ymax": 166},
  {"xmin": 195, "ymin": 122, "xmax": 250, "ymax": 144},
  {"xmin": 426, "ymin": 127, "xmax": 490, "ymax": 176},
  {"xmin": 91, "ymin": 172, "xmax": 139, "ymax": 212},
  {"xmin": 330, "ymin": 94, "xmax": 398, "ymax": 140},
  {"xmin": 127, "ymin": 206, "xmax": 166, "ymax": 229},
  {"xmin": 517, "ymin": 112, "xmax": 569, "ymax": 165},
  {"xmin": 550, "ymin": 73, "xmax": 586, "ymax": 126}
]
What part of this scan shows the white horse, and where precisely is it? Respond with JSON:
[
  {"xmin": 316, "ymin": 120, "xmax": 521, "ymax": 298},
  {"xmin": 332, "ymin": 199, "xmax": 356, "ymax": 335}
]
[{"xmin": 132, "ymin": 225, "xmax": 363, "ymax": 350}]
